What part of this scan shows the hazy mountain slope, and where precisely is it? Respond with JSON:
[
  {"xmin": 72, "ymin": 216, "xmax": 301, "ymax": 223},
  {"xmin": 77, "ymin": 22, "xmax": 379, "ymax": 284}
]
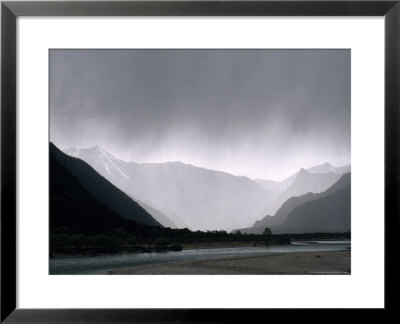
[
  {"xmin": 286, "ymin": 168, "xmax": 343, "ymax": 197},
  {"xmin": 50, "ymin": 150, "xmax": 146, "ymax": 235},
  {"xmin": 51, "ymin": 143, "xmax": 161, "ymax": 227},
  {"xmin": 242, "ymin": 192, "xmax": 317, "ymax": 234},
  {"xmin": 135, "ymin": 199, "xmax": 177, "ymax": 228},
  {"xmin": 238, "ymin": 173, "xmax": 351, "ymax": 234},
  {"xmin": 319, "ymin": 172, "xmax": 351, "ymax": 195},
  {"xmin": 307, "ymin": 162, "xmax": 350, "ymax": 174},
  {"xmin": 273, "ymin": 185, "xmax": 351, "ymax": 234},
  {"xmin": 123, "ymin": 162, "xmax": 276, "ymax": 231},
  {"xmin": 255, "ymin": 173, "xmax": 297, "ymax": 193},
  {"xmin": 65, "ymin": 146, "xmax": 276, "ymax": 231},
  {"xmin": 335, "ymin": 164, "xmax": 351, "ymax": 174},
  {"xmin": 260, "ymin": 169, "xmax": 344, "ymax": 217},
  {"xmin": 254, "ymin": 162, "xmax": 349, "ymax": 194}
]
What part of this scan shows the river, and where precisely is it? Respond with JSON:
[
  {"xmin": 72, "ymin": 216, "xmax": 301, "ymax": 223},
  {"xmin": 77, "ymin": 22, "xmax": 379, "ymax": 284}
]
[{"xmin": 49, "ymin": 240, "xmax": 350, "ymax": 275}]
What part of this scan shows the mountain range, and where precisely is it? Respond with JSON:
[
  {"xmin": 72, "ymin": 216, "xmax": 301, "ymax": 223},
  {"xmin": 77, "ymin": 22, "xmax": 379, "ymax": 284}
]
[
  {"xmin": 236, "ymin": 172, "xmax": 351, "ymax": 234},
  {"xmin": 65, "ymin": 146, "xmax": 276, "ymax": 231},
  {"xmin": 61, "ymin": 144, "xmax": 351, "ymax": 233}
]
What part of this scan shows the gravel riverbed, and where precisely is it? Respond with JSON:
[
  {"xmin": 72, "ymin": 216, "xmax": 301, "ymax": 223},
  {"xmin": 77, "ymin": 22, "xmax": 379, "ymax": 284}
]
[{"xmin": 111, "ymin": 250, "xmax": 351, "ymax": 275}]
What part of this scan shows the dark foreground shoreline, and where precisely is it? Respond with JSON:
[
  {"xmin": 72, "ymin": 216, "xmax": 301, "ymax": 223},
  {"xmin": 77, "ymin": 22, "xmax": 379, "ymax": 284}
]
[
  {"xmin": 50, "ymin": 233, "xmax": 350, "ymax": 259},
  {"xmin": 50, "ymin": 241, "xmax": 292, "ymax": 259},
  {"xmin": 111, "ymin": 250, "xmax": 351, "ymax": 275}
]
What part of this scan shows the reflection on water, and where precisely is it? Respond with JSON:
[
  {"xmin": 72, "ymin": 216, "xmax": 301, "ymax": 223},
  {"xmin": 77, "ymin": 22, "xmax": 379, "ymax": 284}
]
[{"xmin": 49, "ymin": 241, "xmax": 350, "ymax": 275}]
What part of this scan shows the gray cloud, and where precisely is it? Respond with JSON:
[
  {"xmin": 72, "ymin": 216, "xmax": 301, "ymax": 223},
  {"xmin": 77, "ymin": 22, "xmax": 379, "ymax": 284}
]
[{"xmin": 50, "ymin": 49, "xmax": 350, "ymax": 180}]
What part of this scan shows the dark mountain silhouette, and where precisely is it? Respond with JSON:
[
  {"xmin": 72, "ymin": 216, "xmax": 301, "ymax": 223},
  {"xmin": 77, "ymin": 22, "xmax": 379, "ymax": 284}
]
[
  {"xmin": 259, "ymin": 168, "xmax": 344, "ymax": 217},
  {"xmin": 237, "ymin": 173, "xmax": 350, "ymax": 234},
  {"xmin": 273, "ymin": 185, "xmax": 350, "ymax": 234},
  {"xmin": 50, "ymin": 150, "xmax": 147, "ymax": 235},
  {"xmin": 50, "ymin": 143, "xmax": 161, "ymax": 227}
]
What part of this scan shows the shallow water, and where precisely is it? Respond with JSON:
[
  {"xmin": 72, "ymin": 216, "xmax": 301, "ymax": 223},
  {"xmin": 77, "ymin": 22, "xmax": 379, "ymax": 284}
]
[{"xmin": 49, "ymin": 241, "xmax": 350, "ymax": 275}]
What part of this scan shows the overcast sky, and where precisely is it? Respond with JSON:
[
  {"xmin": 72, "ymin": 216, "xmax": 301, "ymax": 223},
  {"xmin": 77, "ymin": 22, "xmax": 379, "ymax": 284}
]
[{"xmin": 50, "ymin": 49, "xmax": 350, "ymax": 181}]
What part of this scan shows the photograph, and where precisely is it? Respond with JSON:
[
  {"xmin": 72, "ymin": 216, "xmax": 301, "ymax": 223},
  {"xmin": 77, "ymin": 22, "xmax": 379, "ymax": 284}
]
[
  {"xmin": 49, "ymin": 49, "xmax": 351, "ymax": 275},
  {"xmin": 2, "ymin": 0, "xmax": 397, "ymax": 319}
]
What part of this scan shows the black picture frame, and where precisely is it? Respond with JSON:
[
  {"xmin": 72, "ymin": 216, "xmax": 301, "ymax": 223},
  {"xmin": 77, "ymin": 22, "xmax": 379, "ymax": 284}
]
[{"xmin": 1, "ymin": 0, "xmax": 399, "ymax": 322}]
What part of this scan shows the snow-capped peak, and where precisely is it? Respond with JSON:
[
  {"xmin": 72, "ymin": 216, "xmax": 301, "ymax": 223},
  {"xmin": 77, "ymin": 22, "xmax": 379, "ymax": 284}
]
[
  {"xmin": 66, "ymin": 145, "xmax": 117, "ymax": 161},
  {"xmin": 92, "ymin": 145, "xmax": 117, "ymax": 161},
  {"xmin": 64, "ymin": 145, "xmax": 130, "ymax": 180}
]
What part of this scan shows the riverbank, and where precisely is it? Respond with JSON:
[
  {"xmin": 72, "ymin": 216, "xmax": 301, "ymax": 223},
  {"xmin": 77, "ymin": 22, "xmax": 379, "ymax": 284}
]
[
  {"xmin": 111, "ymin": 250, "xmax": 351, "ymax": 275},
  {"xmin": 181, "ymin": 241, "xmax": 274, "ymax": 250},
  {"xmin": 50, "ymin": 241, "xmax": 287, "ymax": 258}
]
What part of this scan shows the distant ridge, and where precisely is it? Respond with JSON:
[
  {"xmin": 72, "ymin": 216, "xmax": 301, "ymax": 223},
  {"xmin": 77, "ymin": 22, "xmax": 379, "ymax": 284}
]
[
  {"xmin": 259, "ymin": 168, "xmax": 345, "ymax": 217},
  {"xmin": 236, "ymin": 172, "xmax": 351, "ymax": 234},
  {"xmin": 307, "ymin": 162, "xmax": 350, "ymax": 174},
  {"xmin": 255, "ymin": 162, "xmax": 350, "ymax": 193},
  {"xmin": 63, "ymin": 145, "xmax": 351, "ymax": 232}
]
